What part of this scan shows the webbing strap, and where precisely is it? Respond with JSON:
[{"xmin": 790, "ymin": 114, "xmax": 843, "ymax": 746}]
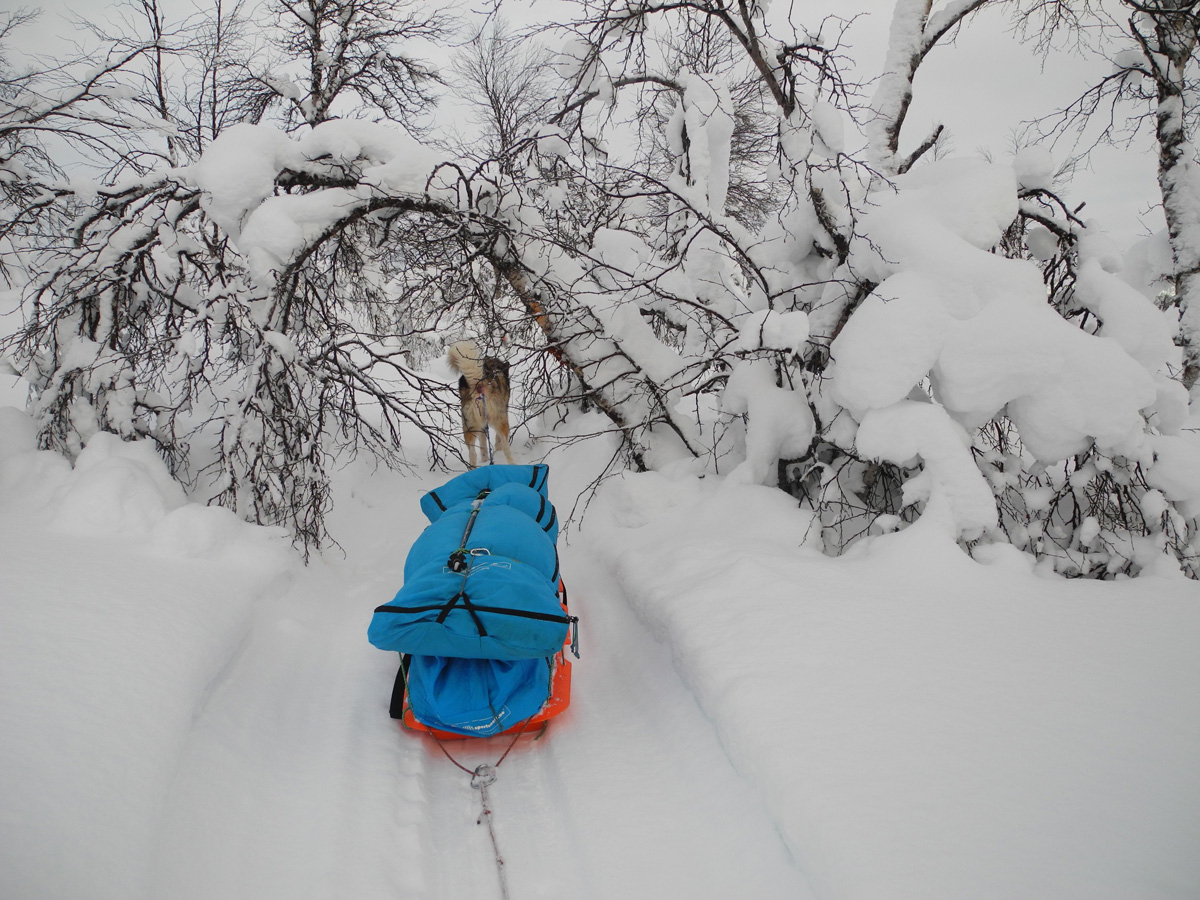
[
  {"xmin": 374, "ymin": 600, "xmax": 575, "ymax": 626},
  {"xmin": 433, "ymin": 591, "xmax": 489, "ymax": 637}
]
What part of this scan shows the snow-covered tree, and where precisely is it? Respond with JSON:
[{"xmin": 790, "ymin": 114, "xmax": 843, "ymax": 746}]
[
  {"xmin": 263, "ymin": 0, "xmax": 448, "ymax": 131},
  {"xmin": 1, "ymin": 0, "xmax": 1198, "ymax": 577},
  {"xmin": 523, "ymin": 0, "xmax": 1200, "ymax": 576},
  {"xmin": 0, "ymin": 4, "xmax": 468, "ymax": 553}
]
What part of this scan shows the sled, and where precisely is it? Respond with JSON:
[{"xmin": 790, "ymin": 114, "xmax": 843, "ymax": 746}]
[{"xmin": 397, "ymin": 581, "xmax": 574, "ymax": 741}]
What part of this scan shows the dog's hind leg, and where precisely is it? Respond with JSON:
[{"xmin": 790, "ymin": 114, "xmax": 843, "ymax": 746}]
[
  {"xmin": 493, "ymin": 418, "xmax": 516, "ymax": 464},
  {"xmin": 464, "ymin": 428, "xmax": 482, "ymax": 468}
]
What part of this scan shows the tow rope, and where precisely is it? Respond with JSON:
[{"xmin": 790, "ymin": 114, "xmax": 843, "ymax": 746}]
[
  {"xmin": 429, "ymin": 715, "xmax": 538, "ymax": 900},
  {"xmin": 431, "ymin": 383, "xmax": 535, "ymax": 897}
]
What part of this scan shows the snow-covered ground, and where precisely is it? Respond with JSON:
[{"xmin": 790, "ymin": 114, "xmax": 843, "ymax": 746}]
[{"xmin": 1, "ymin": 406, "xmax": 1198, "ymax": 900}]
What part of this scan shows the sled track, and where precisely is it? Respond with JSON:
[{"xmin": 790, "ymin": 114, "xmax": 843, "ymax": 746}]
[{"xmin": 147, "ymin": 510, "xmax": 815, "ymax": 899}]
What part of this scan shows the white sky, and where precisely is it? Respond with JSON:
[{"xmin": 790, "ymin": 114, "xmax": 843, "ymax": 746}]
[{"xmin": 15, "ymin": 0, "xmax": 1162, "ymax": 247}]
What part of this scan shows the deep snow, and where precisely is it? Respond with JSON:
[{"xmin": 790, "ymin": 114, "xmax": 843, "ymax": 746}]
[{"xmin": 1, "ymin": 407, "xmax": 1198, "ymax": 900}]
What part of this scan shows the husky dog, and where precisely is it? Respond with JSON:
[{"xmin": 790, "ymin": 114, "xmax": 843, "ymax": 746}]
[{"xmin": 447, "ymin": 340, "xmax": 516, "ymax": 467}]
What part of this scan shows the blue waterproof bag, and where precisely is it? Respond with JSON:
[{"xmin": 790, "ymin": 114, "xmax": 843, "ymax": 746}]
[
  {"xmin": 404, "ymin": 655, "xmax": 552, "ymax": 737},
  {"xmin": 369, "ymin": 464, "xmax": 571, "ymax": 660}
]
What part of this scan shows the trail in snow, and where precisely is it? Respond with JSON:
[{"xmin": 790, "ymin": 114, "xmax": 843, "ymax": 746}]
[
  {"xmin": 6, "ymin": 412, "xmax": 1195, "ymax": 900},
  {"xmin": 146, "ymin": 458, "xmax": 814, "ymax": 900}
]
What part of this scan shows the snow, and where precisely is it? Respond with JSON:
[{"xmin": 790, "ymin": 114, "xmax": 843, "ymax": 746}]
[
  {"xmin": 2, "ymin": 402, "xmax": 1198, "ymax": 900},
  {"xmin": 674, "ymin": 73, "xmax": 735, "ymax": 215},
  {"xmin": 723, "ymin": 359, "xmax": 816, "ymax": 485},
  {"xmin": 828, "ymin": 156, "xmax": 1163, "ymax": 462},
  {"xmin": 736, "ymin": 308, "xmax": 811, "ymax": 353},
  {"xmin": 1073, "ymin": 257, "xmax": 1180, "ymax": 374},
  {"xmin": 600, "ymin": 465, "xmax": 1200, "ymax": 899},
  {"xmin": 1013, "ymin": 145, "xmax": 1056, "ymax": 191},
  {"xmin": 187, "ymin": 124, "xmax": 302, "ymax": 237},
  {"xmin": 855, "ymin": 400, "xmax": 997, "ymax": 540},
  {"xmin": 187, "ymin": 120, "xmax": 453, "ymax": 289},
  {"xmin": 240, "ymin": 188, "xmax": 365, "ymax": 285},
  {"xmin": 5, "ymin": 3, "xmax": 1200, "ymax": 892},
  {"xmin": 810, "ymin": 100, "xmax": 845, "ymax": 156}
]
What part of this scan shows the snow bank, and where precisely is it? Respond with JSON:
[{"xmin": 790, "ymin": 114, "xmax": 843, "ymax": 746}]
[
  {"xmin": 0, "ymin": 407, "xmax": 292, "ymax": 900},
  {"xmin": 594, "ymin": 468, "xmax": 1200, "ymax": 900}
]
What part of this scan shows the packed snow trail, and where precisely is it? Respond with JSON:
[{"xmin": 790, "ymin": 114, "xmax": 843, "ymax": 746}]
[{"xmin": 146, "ymin": 458, "xmax": 816, "ymax": 900}]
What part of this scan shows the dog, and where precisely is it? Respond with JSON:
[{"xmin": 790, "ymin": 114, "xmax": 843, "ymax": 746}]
[{"xmin": 447, "ymin": 340, "xmax": 516, "ymax": 467}]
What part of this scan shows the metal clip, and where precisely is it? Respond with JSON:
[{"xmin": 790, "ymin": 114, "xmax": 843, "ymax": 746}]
[{"xmin": 471, "ymin": 764, "xmax": 497, "ymax": 789}]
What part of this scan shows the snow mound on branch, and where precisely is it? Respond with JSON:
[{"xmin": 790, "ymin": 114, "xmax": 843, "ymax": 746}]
[
  {"xmin": 590, "ymin": 227, "xmax": 650, "ymax": 281},
  {"xmin": 1013, "ymin": 146, "xmax": 1056, "ymax": 191},
  {"xmin": 1146, "ymin": 434, "xmax": 1200, "ymax": 515},
  {"xmin": 809, "ymin": 100, "xmax": 845, "ymax": 156},
  {"xmin": 188, "ymin": 124, "xmax": 302, "ymax": 237},
  {"xmin": 1073, "ymin": 257, "xmax": 1180, "ymax": 374},
  {"xmin": 667, "ymin": 73, "xmax": 734, "ymax": 215},
  {"xmin": 239, "ymin": 188, "xmax": 364, "ymax": 285},
  {"xmin": 736, "ymin": 309, "xmax": 810, "ymax": 353},
  {"xmin": 1121, "ymin": 230, "xmax": 1174, "ymax": 299},
  {"xmin": 723, "ymin": 359, "xmax": 815, "ymax": 485},
  {"xmin": 856, "ymin": 400, "xmax": 996, "ymax": 540},
  {"xmin": 830, "ymin": 157, "xmax": 1160, "ymax": 479},
  {"xmin": 188, "ymin": 120, "xmax": 452, "ymax": 289}
]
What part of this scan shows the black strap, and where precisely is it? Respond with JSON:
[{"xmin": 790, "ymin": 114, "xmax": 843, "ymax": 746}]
[
  {"xmin": 374, "ymin": 600, "xmax": 574, "ymax": 626},
  {"xmin": 433, "ymin": 590, "xmax": 489, "ymax": 636},
  {"xmin": 428, "ymin": 490, "xmax": 446, "ymax": 512},
  {"xmin": 389, "ymin": 654, "xmax": 410, "ymax": 720}
]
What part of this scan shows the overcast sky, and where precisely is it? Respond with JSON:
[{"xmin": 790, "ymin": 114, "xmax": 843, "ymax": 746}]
[{"xmin": 14, "ymin": 0, "xmax": 1163, "ymax": 248}]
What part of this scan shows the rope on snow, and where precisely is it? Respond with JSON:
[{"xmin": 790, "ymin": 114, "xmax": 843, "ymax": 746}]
[{"xmin": 429, "ymin": 717, "xmax": 537, "ymax": 900}]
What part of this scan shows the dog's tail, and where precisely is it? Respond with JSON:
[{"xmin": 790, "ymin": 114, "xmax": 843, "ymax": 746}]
[{"xmin": 447, "ymin": 340, "xmax": 484, "ymax": 386}]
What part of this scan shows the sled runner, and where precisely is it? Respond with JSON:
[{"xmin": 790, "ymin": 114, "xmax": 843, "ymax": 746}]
[{"xmin": 368, "ymin": 464, "xmax": 579, "ymax": 739}]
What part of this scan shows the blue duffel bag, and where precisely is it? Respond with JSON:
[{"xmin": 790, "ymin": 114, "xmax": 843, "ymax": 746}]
[{"xmin": 368, "ymin": 464, "xmax": 573, "ymax": 660}]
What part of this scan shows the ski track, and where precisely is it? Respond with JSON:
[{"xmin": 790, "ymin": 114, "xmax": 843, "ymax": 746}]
[{"xmin": 148, "ymin": 470, "xmax": 816, "ymax": 900}]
